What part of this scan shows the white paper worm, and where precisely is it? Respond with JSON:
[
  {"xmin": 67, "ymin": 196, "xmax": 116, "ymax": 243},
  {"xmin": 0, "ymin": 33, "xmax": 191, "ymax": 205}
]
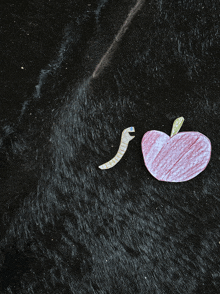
[{"xmin": 99, "ymin": 127, "xmax": 135, "ymax": 170}]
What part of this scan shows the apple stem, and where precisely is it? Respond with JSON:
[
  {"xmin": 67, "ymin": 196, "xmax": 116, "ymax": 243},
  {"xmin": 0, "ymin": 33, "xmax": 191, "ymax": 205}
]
[{"xmin": 170, "ymin": 117, "xmax": 184, "ymax": 137}]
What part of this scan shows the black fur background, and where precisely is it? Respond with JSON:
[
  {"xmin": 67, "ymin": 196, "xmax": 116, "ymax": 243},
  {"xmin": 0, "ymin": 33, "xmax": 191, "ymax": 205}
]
[{"xmin": 1, "ymin": 0, "xmax": 220, "ymax": 293}]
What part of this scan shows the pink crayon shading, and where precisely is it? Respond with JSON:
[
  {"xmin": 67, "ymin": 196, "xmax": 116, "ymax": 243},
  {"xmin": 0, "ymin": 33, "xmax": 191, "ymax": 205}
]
[{"xmin": 141, "ymin": 131, "xmax": 211, "ymax": 182}]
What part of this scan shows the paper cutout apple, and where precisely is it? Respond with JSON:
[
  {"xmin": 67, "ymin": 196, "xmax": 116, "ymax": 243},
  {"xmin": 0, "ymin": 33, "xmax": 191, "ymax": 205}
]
[{"xmin": 141, "ymin": 117, "xmax": 211, "ymax": 182}]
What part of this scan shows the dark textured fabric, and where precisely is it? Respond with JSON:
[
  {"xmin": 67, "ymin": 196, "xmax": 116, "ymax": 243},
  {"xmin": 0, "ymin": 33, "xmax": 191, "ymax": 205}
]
[{"xmin": 1, "ymin": 1, "xmax": 220, "ymax": 293}]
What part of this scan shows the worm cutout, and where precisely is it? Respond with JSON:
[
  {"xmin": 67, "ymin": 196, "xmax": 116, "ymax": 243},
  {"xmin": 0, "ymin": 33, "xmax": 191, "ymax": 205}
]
[{"xmin": 99, "ymin": 127, "xmax": 135, "ymax": 169}]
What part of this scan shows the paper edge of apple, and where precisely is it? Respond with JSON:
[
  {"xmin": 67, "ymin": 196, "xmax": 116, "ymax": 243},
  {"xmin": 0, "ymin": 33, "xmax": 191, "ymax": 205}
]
[{"xmin": 141, "ymin": 128, "xmax": 212, "ymax": 183}]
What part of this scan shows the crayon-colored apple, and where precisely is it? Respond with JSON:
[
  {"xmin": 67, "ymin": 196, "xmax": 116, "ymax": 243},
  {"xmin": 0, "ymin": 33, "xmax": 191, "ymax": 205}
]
[{"xmin": 141, "ymin": 117, "xmax": 211, "ymax": 182}]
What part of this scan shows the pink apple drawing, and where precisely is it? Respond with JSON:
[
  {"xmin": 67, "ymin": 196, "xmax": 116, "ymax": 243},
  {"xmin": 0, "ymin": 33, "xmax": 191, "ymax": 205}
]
[{"xmin": 141, "ymin": 117, "xmax": 211, "ymax": 182}]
